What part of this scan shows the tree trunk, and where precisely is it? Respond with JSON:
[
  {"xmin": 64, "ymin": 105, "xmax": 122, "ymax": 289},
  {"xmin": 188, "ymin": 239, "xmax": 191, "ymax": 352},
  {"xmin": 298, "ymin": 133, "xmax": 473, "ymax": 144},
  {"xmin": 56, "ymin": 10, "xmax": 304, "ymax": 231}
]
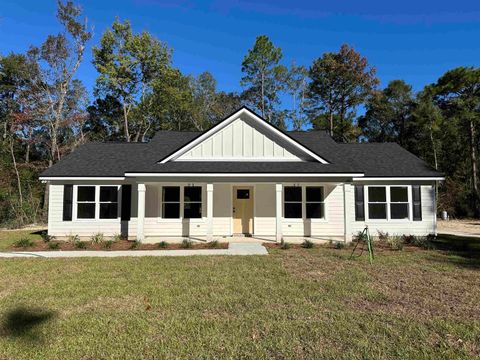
[
  {"xmin": 261, "ymin": 72, "xmax": 265, "ymax": 118},
  {"xmin": 469, "ymin": 120, "xmax": 479, "ymax": 217},
  {"xmin": 429, "ymin": 124, "xmax": 438, "ymax": 171},
  {"xmin": 9, "ymin": 138, "xmax": 24, "ymax": 221},
  {"xmin": 123, "ymin": 101, "xmax": 130, "ymax": 142}
]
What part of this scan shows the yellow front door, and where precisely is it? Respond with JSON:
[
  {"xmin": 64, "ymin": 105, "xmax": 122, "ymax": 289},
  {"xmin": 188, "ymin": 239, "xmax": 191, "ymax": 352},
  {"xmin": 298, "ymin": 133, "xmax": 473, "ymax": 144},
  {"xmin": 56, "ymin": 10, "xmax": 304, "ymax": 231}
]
[{"xmin": 233, "ymin": 186, "xmax": 253, "ymax": 235}]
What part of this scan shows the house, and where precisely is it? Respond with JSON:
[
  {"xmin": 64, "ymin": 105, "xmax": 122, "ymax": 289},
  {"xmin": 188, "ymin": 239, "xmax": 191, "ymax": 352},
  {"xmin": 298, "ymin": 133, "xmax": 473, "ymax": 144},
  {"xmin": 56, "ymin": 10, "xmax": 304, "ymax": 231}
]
[{"xmin": 39, "ymin": 107, "xmax": 444, "ymax": 243}]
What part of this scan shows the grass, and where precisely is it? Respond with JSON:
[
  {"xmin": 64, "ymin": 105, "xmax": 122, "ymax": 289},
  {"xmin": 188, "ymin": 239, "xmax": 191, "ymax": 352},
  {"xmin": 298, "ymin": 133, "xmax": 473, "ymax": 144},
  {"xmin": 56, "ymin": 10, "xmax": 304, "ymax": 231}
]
[{"xmin": 0, "ymin": 230, "xmax": 479, "ymax": 359}]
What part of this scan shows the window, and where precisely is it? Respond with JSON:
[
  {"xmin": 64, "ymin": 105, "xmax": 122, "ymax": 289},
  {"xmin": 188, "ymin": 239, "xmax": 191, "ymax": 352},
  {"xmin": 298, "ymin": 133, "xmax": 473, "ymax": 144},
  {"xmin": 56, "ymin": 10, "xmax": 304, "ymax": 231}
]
[
  {"xmin": 76, "ymin": 186, "xmax": 120, "ymax": 220},
  {"xmin": 306, "ymin": 187, "xmax": 325, "ymax": 219},
  {"xmin": 284, "ymin": 186, "xmax": 302, "ymax": 218},
  {"xmin": 237, "ymin": 189, "xmax": 250, "ymax": 199},
  {"xmin": 162, "ymin": 187, "xmax": 180, "ymax": 218},
  {"xmin": 99, "ymin": 186, "xmax": 118, "ymax": 219},
  {"xmin": 366, "ymin": 186, "xmax": 411, "ymax": 220},
  {"xmin": 77, "ymin": 186, "xmax": 96, "ymax": 219},
  {"xmin": 368, "ymin": 187, "xmax": 387, "ymax": 219},
  {"xmin": 184, "ymin": 186, "xmax": 202, "ymax": 219},
  {"xmin": 390, "ymin": 187, "xmax": 409, "ymax": 219}
]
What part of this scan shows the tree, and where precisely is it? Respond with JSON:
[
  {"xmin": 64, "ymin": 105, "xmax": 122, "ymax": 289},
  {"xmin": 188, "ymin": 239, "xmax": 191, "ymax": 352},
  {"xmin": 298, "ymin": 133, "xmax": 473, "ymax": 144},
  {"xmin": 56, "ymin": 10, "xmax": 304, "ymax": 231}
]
[
  {"xmin": 28, "ymin": 0, "xmax": 92, "ymax": 167},
  {"xmin": 358, "ymin": 80, "xmax": 414, "ymax": 145},
  {"xmin": 285, "ymin": 62, "xmax": 308, "ymax": 130},
  {"xmin": 0, "ymin": 53, "xmax": 39, "ymax": 218},
  {"xmin": 431, "ymin": 67, "xmax": 480, "ymax": 216},
  {"xmin": 307, "ymin": 44, "xmax": 379, "ymax": 140},
  {"xmin": 240, "ymin": 35, "xmax": 287, "ymax": 125},
  {"xmin": 92, "ymin": 19, "xmax": 171, "ymax": 142}
]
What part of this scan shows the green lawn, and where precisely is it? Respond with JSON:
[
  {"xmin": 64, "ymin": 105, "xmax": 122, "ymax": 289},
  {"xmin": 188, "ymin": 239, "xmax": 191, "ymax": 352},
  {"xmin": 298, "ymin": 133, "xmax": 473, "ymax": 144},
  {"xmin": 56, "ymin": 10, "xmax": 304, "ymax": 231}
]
[{"xmin": 0, "ymin": 231, "xmax": 479, "ymax": 359}]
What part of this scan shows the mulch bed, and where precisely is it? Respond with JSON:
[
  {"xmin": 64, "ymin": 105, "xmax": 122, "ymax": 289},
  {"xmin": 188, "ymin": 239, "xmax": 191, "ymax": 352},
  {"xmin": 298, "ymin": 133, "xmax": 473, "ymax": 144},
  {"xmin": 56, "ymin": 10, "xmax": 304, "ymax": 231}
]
[{"xmin": 10, "ymin": 240, "xmax": 229, "ymax": 252}]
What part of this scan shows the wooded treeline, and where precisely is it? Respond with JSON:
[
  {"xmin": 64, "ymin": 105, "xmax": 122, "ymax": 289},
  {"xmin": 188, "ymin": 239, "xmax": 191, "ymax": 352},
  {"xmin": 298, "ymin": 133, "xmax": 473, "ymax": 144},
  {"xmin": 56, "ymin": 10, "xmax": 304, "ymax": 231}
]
[{"xmin": 1, "ymin": 1, "xmax": 479, "ymax": 226}]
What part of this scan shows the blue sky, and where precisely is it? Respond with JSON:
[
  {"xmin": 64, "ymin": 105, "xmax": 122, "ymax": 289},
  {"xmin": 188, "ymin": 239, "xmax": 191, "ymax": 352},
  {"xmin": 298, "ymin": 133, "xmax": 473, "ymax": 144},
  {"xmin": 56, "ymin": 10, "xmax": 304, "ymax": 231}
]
[{"xmin": 1, "ymin": 0, "xmax": 480, "ymax": 102}]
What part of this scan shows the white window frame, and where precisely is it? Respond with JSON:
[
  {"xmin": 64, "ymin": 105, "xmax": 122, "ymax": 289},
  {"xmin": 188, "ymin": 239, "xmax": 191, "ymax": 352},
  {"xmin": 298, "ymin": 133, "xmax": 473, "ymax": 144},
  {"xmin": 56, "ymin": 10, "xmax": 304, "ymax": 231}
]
[
  {"xmin": 99, "ymin": 186, "xmax": 120, "ymax": 220},
  {"xmin": 282, "ymin": 184, "xmax": 327, "ymax": 222},
  {"xmin": 73, "ymin": 185, "xmax": 121, "ymax": 221},
  {"xmin": 365, "ymin": 185, "xmax": 412, "ymax": 222},
  {"xmin": 158, "ymin": 184, "xmax": 206, "ymax": 223}
]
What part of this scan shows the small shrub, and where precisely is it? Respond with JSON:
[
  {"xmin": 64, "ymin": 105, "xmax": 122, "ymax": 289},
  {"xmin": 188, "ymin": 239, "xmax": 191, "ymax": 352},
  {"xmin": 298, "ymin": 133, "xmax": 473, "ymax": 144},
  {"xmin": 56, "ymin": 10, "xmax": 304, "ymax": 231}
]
[
  {"xmin": 402, "ymin": 234, "xmax": 415, "ymax": 244},
  {"xmin": 410, "ymin": 235, "xmax": 435, "ymax": 250},
  {"xmin": 377, "ymin": 230, "xmax": 389, "ymax": 241},
  {"xmin": 91, "ymin": 232, "xmax": 104, "ymax": 244},
  {"xmin": 129, "ymin": 240, "xmax": 140, "ymax": 249},
  {"xmin": 426, "ymin": 233, "xmax": 437, "ymax": 242},
  {"xmin": 387, "ymin": 236, "xmax": 404, "ymax": 251},
  {"xmin": 103, "ymin": 240, "xmax": 114, "ymax": 249},
  {"xmin": 208, "ymin": 240, "xmax": 219, "ymax": 248},
  {"xmin": 68, "ymin": 234, "xmax": 80, "ymax": 243},
  {"xmin": 14, "ymin": 238, "xmax": 35, "ymax": 248},
  {"xmin": 158, "ymin": 241, "xmax": 169, "ymax": 249},
  {"xmin": 180, "ymin": 239, "xmax": 193, "ymax": 249},
  {"xmin": 280, "ymin": 241, "xmax": 291, "ymax": 250},
  {"xmin": 334, "ymin": 241, "xmax": 346, "ymax": 249},
  {"xmin": 302, "ymin": 239, "xmax": 314, "ymax": 249},
  {"xmin": 74, "ymin": 241, "xmax": 88, "ymax": 249},
  {"xmin": 112, "ymin": 233, "xmax": 123, "ymax": 242},
  {"xmin": 40, "ymin": 231, "xmax": 55, "ymax": 243},
  {"xmin": 47, "ymin": 241, "xmax": 61, "ymax": 250}
]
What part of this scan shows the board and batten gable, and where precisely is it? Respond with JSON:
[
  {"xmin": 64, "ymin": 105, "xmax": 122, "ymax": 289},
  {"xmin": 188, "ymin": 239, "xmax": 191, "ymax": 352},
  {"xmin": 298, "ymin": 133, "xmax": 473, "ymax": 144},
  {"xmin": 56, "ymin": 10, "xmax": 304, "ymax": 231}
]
[{"xmin": 176, "ymin": 116, "xmax": 301, "ymax": 161}]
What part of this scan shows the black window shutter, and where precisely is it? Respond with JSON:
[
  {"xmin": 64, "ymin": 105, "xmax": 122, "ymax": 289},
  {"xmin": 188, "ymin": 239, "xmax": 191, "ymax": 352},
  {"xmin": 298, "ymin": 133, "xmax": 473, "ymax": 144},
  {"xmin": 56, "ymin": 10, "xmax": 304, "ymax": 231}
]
[
  {"xmin": 412, "ymin": 185, "xmax": 422, "ymax": 221},
  {"xmin": 354, "ymin": 185, "xmax": 365, "ymax": 221},
  {"xmin": 63, "ymin": 184, "xmax": 73, "ymax": 221},
  {"xmin": 121, "ymin": 185, "xmax": 132, "ymax": 221}
]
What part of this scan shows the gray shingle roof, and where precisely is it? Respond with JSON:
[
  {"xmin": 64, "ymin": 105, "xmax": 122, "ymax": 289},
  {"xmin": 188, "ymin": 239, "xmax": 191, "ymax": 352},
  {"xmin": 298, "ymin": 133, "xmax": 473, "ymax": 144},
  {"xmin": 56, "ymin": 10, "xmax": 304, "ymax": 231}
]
[{"xmin": 40, "ymin": 128, "xmax": 442, "ymax": 178}]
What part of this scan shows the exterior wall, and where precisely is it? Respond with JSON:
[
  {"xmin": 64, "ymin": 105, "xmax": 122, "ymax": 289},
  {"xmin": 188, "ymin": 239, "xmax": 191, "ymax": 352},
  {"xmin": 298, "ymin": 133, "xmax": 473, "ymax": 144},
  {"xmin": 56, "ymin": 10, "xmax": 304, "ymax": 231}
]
[
  {"xmin": 254, "ymin": 184, "xmax": 276, "ymax": 236},
  {"xmin": 281, "ymin": 184, "xmax": 345, "ymax": 238},
  {"xmin": 47, "ymin": 182, "xmax": 138, "ymax": 238},
  {"xmin": 47, "ymin": 181, "xmax": 437, "ymax": 240},
  {"xmin": 177, "ymin": 117, "xmax": 298, "ymax": 160},
  {"xmin": 349, "ymin": 183, "xmax": 436, "ymax": 237}
]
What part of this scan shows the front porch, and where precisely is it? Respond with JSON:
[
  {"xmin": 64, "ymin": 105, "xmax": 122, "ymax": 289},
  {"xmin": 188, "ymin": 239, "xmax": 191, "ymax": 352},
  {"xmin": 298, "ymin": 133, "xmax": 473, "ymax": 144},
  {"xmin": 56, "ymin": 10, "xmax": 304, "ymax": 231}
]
[{"xmin": 134, "ymin": 181, "xmax": 353, "ymax": 243}]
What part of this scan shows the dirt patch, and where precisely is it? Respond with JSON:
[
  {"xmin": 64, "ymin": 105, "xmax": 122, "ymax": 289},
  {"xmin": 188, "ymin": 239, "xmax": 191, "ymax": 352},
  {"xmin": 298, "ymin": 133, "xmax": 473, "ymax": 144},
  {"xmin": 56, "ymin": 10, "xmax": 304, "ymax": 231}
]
[
  {"xmin": 347, "ymin": 262, "xmax": 480, "ymax": 321},
  {"xmin": 438, "ymin": 219, "xmax": 480, "ymax": 236},
  {"xmin": 8, "ymin": 239, "xmax": 228, "ymax": 251}
]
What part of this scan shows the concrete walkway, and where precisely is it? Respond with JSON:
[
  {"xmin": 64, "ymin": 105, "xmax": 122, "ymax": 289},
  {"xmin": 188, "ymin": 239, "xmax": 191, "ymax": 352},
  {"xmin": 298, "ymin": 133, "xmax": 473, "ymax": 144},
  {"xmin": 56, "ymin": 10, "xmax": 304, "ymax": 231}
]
[{"xmin": 0, "ymin": 242, "xmax": 268, "ymax": 258}]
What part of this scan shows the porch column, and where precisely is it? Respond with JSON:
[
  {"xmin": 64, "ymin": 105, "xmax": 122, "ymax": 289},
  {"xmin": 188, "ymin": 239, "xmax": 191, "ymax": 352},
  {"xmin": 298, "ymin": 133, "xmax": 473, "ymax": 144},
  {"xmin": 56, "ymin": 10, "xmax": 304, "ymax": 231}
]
[
  {"xmin": 343, "ymin": 183, "xmax": 353, "ymax": 242},
  {"xmin": 136, "ymin": 183, "xmax": 146, "ymax": 242},
  {"xmin": 275, "ymin": 183, "xmax": 283, "ymax": 243},
  {"xmin": 207, "ymin": 183, "xmax": 213, "ymax": 241}
]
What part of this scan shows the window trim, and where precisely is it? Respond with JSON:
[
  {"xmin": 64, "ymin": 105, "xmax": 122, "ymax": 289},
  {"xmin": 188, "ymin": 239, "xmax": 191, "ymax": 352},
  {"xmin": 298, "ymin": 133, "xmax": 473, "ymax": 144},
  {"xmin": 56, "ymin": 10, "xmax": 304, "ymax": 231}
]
[
  {"xmin": 73, "ymin": 185, "xmax": 121, "ymax": 221},
  {"xmin": 365, "ymin": 185, "xmax": 412, "ymax": 222},
  {"xmin": 158, "ymin": 184, "xmax": 206, "ymax": 222},
  {"xmin": 282, "ymin": 184, "xmax": 327, "ymax": 222}
]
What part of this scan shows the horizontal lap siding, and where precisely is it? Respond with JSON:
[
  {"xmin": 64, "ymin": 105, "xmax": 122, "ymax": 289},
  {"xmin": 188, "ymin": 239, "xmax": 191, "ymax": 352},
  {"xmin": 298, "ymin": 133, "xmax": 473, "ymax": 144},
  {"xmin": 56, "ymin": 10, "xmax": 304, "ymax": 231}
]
[
  {"xmin": 48, "ymin": 184, "xmax": 131, "ymax": 237},
  {"xmin": 254, "ymin": 184, "xmax": 276, "ymax": 236},
  {"xmin": 282, "ymin": 184, "xmax": 344, "ymax": 237},
  {"xmin": 213, "ymin": 184, "xmax": 231, "ymax": 235},
  {"xmin": 350, "ymin": 184, "xmax": 435, "ymax": 236}
]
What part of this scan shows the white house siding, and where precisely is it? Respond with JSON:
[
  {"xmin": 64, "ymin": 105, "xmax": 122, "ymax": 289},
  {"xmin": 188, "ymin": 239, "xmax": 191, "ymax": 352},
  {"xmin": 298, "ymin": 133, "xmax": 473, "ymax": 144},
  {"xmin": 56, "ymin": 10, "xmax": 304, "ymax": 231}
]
[
  {"xmin": 213, "ymin": 184, "xmax": 231, "ymax": 235},
  {"xmin": 47, "ymin": 181, "xmax": 437, "ymax": 240},
  {"xmin": 177, "ymin": 117, "xmax": 299, "ymax": 160},
  {"xmin": 281, "ymin": 184, "xmax": 345, "ymax": 238},
  {"xmin": 254, "ymin": 184, "xmax": 276, "ymax": 236},
  {"xmin": 47, "ymin": 182, "xmax": 138, "ymax": 238},
  {"xmin": 349, "ymin": 183, "xmax": 436, "ymax": 237}
]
